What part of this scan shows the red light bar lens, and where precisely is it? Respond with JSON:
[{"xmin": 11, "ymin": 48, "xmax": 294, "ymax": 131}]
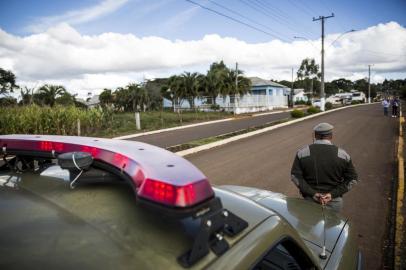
[{"xmin": 138, "ymin": 179, "xmax": 214, "ymax": 207}]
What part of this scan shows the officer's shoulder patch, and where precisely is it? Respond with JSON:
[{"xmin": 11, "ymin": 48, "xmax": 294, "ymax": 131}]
[
  {"xmin": 338, "ymin": 148, "xmax": 351, "ymax": 161},
  {"xmin": 297, "ymin": 145, "xmax": 310, "ymax": 159}
]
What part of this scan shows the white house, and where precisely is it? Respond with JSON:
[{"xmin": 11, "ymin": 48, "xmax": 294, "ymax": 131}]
[
  {"xmin": 291, "ymin": 89, "xmax": 308, "ymax": 103},
  {"xmin": 163, "ymin": 77, "xmax": 289, "ymax": 114}
]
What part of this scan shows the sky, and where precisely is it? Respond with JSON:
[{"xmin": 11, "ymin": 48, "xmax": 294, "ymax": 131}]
[{"xmin": 0, "ymin": 0, "xmax": 405, "ymax": 98}]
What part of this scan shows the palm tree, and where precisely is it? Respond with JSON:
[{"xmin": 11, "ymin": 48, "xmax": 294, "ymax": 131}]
[
  {"xmin": 225, "ymin": 69, "xmax": 252, "ymax": 97},
  {"xmin": 204, "ymin": 61, "xmax": 228, "ymax": 105},
  {"xmin": 99, "ymin": 88, "xmax": 114, "ymax": 107},
  {"xmin": 36, "ymin": 84, "xmax": 67, "ymax": 106},
  {"xmin": 164, "ymin": 75, "xmax": 185, "ymax": 112},
  {"xmin": 181, "ymin": 72, "xmax": 200, "ymax": 109},
  {"xmin": 127, "ymin": 83, "xmax": 149, "ymax": 112}
]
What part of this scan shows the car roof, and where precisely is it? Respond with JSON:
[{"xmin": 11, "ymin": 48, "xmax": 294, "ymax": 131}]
[{"xmin": 0, "ymin": 169, "xmax": 273, "ymax": 270}]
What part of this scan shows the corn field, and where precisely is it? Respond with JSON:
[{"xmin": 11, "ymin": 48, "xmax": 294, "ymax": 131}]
[{"xmin": 0, "ymin": 105, "xmax": 113, "ymax": 136}]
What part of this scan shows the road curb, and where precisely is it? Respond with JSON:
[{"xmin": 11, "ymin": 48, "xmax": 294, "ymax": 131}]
[
  {"xmin": 395, "ymin": 111, "xmax": 405, "ymax": 269},
  {"xmin": 176, "ymin": 103, "xmax": 372, "ymax": 157},
  {"xmin": 112, "ymin": 109, "xmax": 297, "ymax": 140}
]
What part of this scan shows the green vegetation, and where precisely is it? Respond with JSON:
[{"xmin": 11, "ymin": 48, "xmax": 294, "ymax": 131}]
[
  {"xmin": 291, "ymin": 109, "xmax": 305, "ymax": 118},
  {"xmin": 307, "ymin": 106, "xmax": 321, "ymax": 114},
  {"xmin": 0, "ymin": 105, "xmax": 112, "ymax": 136},
  {"xmin": 0, "ymin": 105, "xmax": 231, "ymax": 137},
  {"xmin": 325, "ymin": 102, "xmax": 333, "ymax": 110}
]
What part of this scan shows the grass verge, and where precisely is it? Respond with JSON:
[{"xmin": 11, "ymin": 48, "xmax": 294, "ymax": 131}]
[{"xmin": 167, "ymin": 118, "xmax": 290, "ymax": 152}]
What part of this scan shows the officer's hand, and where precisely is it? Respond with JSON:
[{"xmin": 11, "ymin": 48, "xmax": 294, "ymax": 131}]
[
  {"xmin": 312, "ymin": 193, "xmax": 323, "ymax": 203},
  {"xmin": 321, "ymin": 193, "xmax": 332, "ymax": 205}
]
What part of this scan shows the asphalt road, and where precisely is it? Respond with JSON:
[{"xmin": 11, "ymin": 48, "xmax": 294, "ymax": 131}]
[
  {"xmin": 186, "ymin": 104, "xmax": 397, "ymax": 270},
  {"xmin": 129, "ymin": 110, "xmax": 294, "ymax": 148}
]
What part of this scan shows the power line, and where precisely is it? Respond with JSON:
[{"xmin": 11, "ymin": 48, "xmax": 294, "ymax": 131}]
[
  {"xmin": 318, "ymin": 0, "xmax": 346, "ymax": 32},
  {"xmin": 185, "ymin": 0, "xmax": 290, "ymax": 41},
  {"xmin": 205, "ymin": 0, "xmax": 289, "ymax": 41},
  {"xmin": 254, "ymin": 0, "xmax": 318, "ymax": 37},
  {"xmin": 240, "ymin": 0, "xmax": 313, "ymax": 38},
  {"xmin": 286, "ymin": 0, "xmax": 314, "ymax": 17}
]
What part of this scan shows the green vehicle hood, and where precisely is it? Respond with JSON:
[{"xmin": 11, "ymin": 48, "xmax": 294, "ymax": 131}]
[{"xmin": 219, "ymin": 185, "xmax": 348, "ymax": 253}]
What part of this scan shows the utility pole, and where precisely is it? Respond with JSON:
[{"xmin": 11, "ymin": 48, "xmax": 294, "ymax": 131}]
[
  {"xmin": 313, "ymin": 13, "xmax": 334, "ymax": 111},
  {"xmin": 235, "ymin": 62, "xmax": 238, "ymax": 92},
  {"xmin": 291, "ymin": 67, "xmax": 294, "ymax": 108},
  {"xmin": 368, "ymin": 64, "xmax": 373, "ymax": 103},
  {"xmin": 234, "ymin": 62, "xmax": 238, "ymax": 114}
]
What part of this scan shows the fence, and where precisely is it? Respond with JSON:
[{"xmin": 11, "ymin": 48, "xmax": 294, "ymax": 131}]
[{"xmin": 163, "ymin": 94, "xmax": 288, "ymax": 114}]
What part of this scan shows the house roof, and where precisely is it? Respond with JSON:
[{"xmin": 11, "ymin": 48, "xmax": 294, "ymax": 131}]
[
  {"xmin": 86, "ymin": 95, "xmax": 100, "ymax": 106},
  {"xmin": 249, "ymin": 77, "xmax": 289, "ymax": 88}
]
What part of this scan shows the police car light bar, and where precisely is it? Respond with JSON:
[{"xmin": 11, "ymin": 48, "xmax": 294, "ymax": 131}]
[{"xmin": 0, "ymin": 135, "xmax": 214, "ymax": 208}]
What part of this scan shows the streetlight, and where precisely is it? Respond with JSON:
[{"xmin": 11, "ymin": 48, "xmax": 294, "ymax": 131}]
[
  {"xmin": 293, "ymin": 36, "xmax": 319, "ymax": 52},
  {"xmin": 327, "ymin": 29, "xmax": 356, "ymax": 50}
]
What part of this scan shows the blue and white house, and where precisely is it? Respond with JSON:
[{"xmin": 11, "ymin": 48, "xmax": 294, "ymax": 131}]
[{"xmin": 163, "ymin": 77, "xmax": 290, "ymax": 114}]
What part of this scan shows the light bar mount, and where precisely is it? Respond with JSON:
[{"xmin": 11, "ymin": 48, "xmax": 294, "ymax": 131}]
[{"xmin": 177, "ymin": 197, "xmax": 248, "ymax": 268}]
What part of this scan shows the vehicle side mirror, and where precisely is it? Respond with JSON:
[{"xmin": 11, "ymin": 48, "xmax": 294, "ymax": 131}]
[{"xmin": 58, "ymin": 152, "xmax": 93, "ymax": 171}]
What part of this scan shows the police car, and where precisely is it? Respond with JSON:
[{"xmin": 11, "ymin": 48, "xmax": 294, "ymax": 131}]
[{"xmin": 0, "ymin": 135, "xmax": 361, "ymax": 269}]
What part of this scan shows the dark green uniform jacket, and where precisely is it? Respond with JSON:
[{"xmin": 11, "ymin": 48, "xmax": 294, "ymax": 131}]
[{"xmin": 291, "ymin": 140, "xmax": 358, "ymax": 198}]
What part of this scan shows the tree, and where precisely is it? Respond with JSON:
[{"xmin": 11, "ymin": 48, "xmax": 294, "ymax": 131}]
[
  {"xmin": 225, "ymin": 69, "xmax": 251, "ymax": 96},
  {"xmin": 99, "ymin": 89, "xmax": 114, "ymax": 107},
  {"xmin": 181, "ymin": 72, "xmax": 200, "ymax": 109},
  {"xmin": 330, "ymin": 78, "xmax": 354, "ymax": 92},
  {"xmin": 0, "ymin": 96, "xmax": 17, "ymax": 107},
  {"xmin": 20, "ymin": 86, "xmax": 35, "ymax": 105},
  {"xmin": 35, "ymin": 84, "xmax": 67, "ymax": 106},
  {"xmin": 203, "ymin": 61, "xmax": 228, "ymax": 104},
  {"xmin": 0, "ymin": 68, "xmax": 18, "ymax": 95},
  {"xmin": 163, "ymin": 75, "xmax": 186, "ymax": 112},
  {"xmin": 353, "ymin": 79, "xmax": 368, "ymax": 95},
  {"xmin": 55, "ymin": 91, "xmax": 76, "ymax": 106},
  {"xmin": 144, "ymin": 78, "xmax": 168, "ymax": 110},
  {"xmin": 114, "ymin": 87, "xmax": 131, "ymax": 111},
  {"xmin": 127, "ymin": 83, "xmax": 149, "ymax": 112},
  {"xmin": 297, "ymin": 58, "xmax": 320, "ymax": 95}
]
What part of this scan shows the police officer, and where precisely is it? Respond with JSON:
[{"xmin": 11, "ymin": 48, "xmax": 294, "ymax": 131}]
[{"xmin": 291, "ymin": 122, "xmax": 358, "ymax": 212}]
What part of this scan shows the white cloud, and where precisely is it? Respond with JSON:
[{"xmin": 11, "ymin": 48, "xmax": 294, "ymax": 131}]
[
  {"xmin": 25, "ymin": 0, "xmax": 129, "ymax": 33},
  {"xmin": 0, "ymin": 21, "xmax": 405, "ymax": 98}
]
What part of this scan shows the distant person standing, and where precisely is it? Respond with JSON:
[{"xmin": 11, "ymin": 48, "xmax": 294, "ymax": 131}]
[
  {"xmin": 392, "ymin": 97, "xmax": 400, "ymax": 117},
  {"xmin": 382, "ymin": 99, "xmax": 390, "ymax": 116}
]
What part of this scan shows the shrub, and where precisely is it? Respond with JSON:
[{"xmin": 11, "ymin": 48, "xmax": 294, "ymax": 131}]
[
  {"xmin": 325, "ymin": 102, "xmax": 333, "ymax": 110},
  {"xmin": 294, "ymin": 100, "xmax": 307, "ymax": 105},
  {"xmin": 307, "ymin": 106, "xmax": 321, "ymax": 114},
  {"xmin": 351, "ymin": 100, "xmax": 361, "ymax": 105},
  {"xmin": 210, "ymin": 104, "xmax": 220, "ymax": 111},
  {"xmin": 291, "ymin": 109, "xmax": 305, "ymax": 118},
  {"xmin": 306, "ymin": 100, "xmax": 312, "ymax": 106}
]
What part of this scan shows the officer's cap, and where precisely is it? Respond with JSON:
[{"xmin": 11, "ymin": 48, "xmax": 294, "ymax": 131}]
[{"xmin": 313, "ymin": 122, "xmax": 334, "ymax": 135}]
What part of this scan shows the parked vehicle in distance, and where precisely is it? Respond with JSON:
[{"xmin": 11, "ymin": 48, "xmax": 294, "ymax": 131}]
[
  {"xmin": 350, "ymin": 91, "xmax": 366, "ymax": 103},
  {"xmin": 0, "ymin": 135, "xmax": 362, "ymax": 269},
  {"xmin": 312, "ymin": 99, "xmax": 321, "ymax": 108}
]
